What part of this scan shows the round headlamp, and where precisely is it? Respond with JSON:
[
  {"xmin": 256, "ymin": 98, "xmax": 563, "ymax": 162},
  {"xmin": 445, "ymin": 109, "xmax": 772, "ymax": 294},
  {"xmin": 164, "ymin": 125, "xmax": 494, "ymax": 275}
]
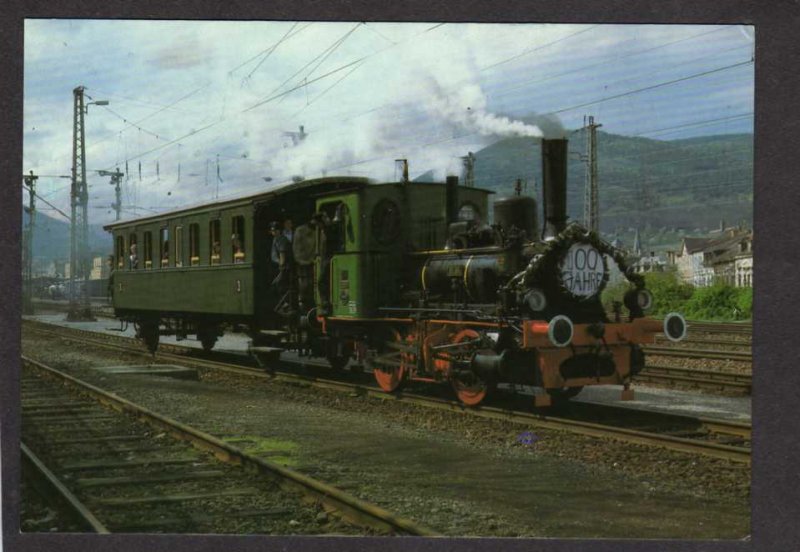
[
  {"xmin": 663, "ymin": 312, "xmax": 687, "ymax": 342},
  {"xmin": 624, "ymin": 289, "xmax": 652, "ymax": 312},
  {"xmin": 525, "ymin": 289, "xmax": 547, "ymax": 312},
  {"xmin": 637, "ymin": 289, "xmax": 653, "ymax": 311},
  {"xmin": 548, "ymin": 315, "xmax": 574, "ymax": 348}
]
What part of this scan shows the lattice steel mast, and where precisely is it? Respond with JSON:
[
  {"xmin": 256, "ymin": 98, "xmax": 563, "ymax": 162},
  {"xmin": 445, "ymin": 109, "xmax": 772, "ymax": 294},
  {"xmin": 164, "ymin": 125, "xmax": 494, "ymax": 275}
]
[
  {"xmin": 23, "ymin": 170, "xmax": 38, "ymax": 314},
  {"xmin": 67, "ymin": 86, "xmax": 99, "ymax": 321},
  {"xmin": 582, "ymin": 116, "xmax": 602, "ymax": 233}
]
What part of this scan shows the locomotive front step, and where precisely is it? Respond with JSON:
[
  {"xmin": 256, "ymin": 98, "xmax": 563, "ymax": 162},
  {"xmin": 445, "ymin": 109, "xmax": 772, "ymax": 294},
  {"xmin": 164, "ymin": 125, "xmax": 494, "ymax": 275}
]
[{"xmin": 249, "ymin": 345, "xmax": 284, "ymax": 372}]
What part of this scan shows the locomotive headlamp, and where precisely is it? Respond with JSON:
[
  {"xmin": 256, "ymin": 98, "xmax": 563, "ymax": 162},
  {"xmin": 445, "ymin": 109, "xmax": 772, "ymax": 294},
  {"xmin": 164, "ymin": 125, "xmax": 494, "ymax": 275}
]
[
  {"xmin": 663, "ymin": 312, "xmax": 687, "ymax": 342},
  {"xmin": 524, "ymin": 289, "xmax": 547, "ymax": 312},
  {"xmin": 548, "ymin": 315, "xmax": 574, "ymax": 348},
  {"xmin": 637, "ymin": 289, "xmax": 653, "ymax": 311},
  {"xmin": 624, "ymin": 289, "xmax": 652, "ymax": 312}
]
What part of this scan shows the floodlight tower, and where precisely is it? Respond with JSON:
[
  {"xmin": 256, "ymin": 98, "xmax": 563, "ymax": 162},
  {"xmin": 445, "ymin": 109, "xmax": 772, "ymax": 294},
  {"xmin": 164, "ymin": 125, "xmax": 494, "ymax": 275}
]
[{"xmin": 67, "ymin": 86, "xmax": 107, "ymax": 321}]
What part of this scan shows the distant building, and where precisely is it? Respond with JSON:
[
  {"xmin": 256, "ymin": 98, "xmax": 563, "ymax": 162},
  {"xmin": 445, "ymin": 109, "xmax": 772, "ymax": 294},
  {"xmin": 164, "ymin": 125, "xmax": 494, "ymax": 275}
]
[
  {"xmin": 672, "ymin": 228, "xmax": 753, "ymax": 288},
  {"xmin": 46, "ymin": 259, "xmax": 68, "ymax": 278},
  {"xmin": 90, "ymin": 256, "xmax": 111, "ymax": 280},
  {"xmin": 705, "ymin": 233, "xmax": 753, "ymax": 288},
  {"xmin": 632, "ymin": 228, "xmax": 642, "ymax": 256},
  {"xmin": 631, "ymin": 251, "xmax": 668, "ymax": 274}
]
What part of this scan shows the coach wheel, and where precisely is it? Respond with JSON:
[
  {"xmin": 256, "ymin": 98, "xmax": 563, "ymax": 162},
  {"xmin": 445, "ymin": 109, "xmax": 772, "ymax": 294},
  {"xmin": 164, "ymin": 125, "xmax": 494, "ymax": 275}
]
[
  {"xmin": 446, "ymin": 329, "xmax": 494, "ymax": 406},
  {"xmin": 140, "ymin": 320, "xmax": 160, "ymax": 354},
  {"xmin": 199, "ymin": 332, "xmax": 217, "ymax": 352},
  {"xmin": 370, "ymin": 329, "xmax": 412, "ymax": 393},
  {"xmin": 547, "ymin": 386, "xmax": 584, "ymax": 402}
]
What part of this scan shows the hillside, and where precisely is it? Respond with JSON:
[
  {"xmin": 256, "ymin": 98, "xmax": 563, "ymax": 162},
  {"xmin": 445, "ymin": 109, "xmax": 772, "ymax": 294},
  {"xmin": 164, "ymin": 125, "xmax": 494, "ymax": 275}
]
[
  {"xmin": 472, "ymin": 131, "xmax": 753, "ymax": 234},
  {"xmin": 24, "ymin": 210, "xmax": 111, "ymax": 262}
]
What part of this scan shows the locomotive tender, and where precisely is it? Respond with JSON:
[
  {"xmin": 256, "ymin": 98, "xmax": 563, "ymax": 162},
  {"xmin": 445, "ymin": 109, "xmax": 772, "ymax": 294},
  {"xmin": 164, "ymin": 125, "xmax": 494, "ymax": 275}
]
[{"xmin": 105, "ymin": 138, "xmax": 686, "ymax": 407}]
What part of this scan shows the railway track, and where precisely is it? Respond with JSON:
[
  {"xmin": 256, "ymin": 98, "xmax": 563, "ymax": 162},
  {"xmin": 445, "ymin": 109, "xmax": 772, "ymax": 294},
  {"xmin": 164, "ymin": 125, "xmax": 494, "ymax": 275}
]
[
  {"xmin": 643, "ymin": 345, "xmax": 752, "ymax": 363},
  {"xmin": 637, "ymin": 365, "xmax": 751, "ymax": 394},
  {"xmin": 20, "ymin": 354, "xmax": 437, "ymax": 535},
  {"xmin": 22, "ymin": 319, "xmax": 751, "ymax": 465},
  {"xmin": 687, "ymin": 322, "xmax": 752, "ymax": 336},
  {"xmin": 654, "ymin": 335, "xmax": 751, "ymax": 348}
]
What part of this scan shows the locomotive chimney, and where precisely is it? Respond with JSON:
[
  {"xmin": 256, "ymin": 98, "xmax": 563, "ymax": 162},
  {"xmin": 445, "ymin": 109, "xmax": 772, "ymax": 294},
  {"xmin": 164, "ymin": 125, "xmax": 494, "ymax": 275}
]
[
  {"xmin": 445, "ymin": 175, "xmax": 459, "ymax": 226},
  {"xmin": 541, "ymin": 138, "xmax": 568, "ymax": 240}
]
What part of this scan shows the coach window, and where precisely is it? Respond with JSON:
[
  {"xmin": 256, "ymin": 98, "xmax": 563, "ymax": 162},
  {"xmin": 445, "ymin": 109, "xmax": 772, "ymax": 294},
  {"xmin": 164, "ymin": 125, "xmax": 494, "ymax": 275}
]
[
  {"xmin": 143, "ymin": 232, "xmax": 153, "ymax": 269},
  {"xmin": 232, "ymin": 216, "xmax": 245, "ymax": 263},
  {"xmin": 210, "ymin": 219, "xmax": 221, "ymax": 265},
  {"xmin": 175, "ymin": 226, "xmax": 184, "ymax": 267},
  {"xmin": 160, "ymin": 227, "xmax": 170, "ymax": 268},
  {"xmin": 128, "ymin": 234, "xmax": 138, "ymax": 270},
  {"xmin": 115, "ymin": 235, "xmax": 125, "ymax": 269},
  {"xmin": 189, "ymin": 224, "xmax": 200, "ymax": 266}
]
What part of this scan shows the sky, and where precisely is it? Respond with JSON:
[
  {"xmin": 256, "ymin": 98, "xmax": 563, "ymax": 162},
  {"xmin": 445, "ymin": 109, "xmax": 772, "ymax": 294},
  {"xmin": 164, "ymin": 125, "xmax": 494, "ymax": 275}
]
[{"xmin": 23, "ymin": 21, "xmax": 755, "ymax": 225}]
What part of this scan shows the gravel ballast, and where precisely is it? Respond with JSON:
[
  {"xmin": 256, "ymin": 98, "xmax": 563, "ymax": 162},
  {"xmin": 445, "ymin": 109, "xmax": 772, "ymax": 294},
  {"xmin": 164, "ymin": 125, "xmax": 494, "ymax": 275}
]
[{"xmin": 20, "ymin": 329, "xmax": 750, "ymax": 538}]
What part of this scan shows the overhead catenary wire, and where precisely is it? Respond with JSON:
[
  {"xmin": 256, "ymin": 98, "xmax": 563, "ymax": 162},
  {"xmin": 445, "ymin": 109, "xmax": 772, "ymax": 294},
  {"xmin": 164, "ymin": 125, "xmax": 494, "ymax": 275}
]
[
  {"xmin": 243, "ymin": 22, "xmax": 301, "ymax": 81},
  {"xmin": 66, "ymin": 23, "xmax": 751, "ymax": 215},
  {"xmin": 228, "ymin": 22, "xmax": 313, "ymax": 75},
  {"xmin": 550, "ymin": 59, "xmax": 753, "ymax": 115}
]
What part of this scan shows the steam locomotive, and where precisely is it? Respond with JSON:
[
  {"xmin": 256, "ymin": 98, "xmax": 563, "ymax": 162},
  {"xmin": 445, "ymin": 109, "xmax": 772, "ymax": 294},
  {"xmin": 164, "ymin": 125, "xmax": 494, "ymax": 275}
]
[{"xmin": 106, "ymin": 137, "xmax": 686, "ymax": 407}]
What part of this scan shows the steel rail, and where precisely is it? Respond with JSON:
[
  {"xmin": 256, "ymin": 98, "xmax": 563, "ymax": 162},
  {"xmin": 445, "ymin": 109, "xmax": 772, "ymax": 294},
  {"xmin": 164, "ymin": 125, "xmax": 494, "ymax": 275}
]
[
  {"xmin": 637, "ymin": 365, "xmax": 751, "ymax": 393},
  {"xmin": 21, "ymin": 354, "xmax": 439, "ymax": 537},
  {"xmin": 21, "ymin": 442, "xmax": 111, "ymax": 533},
  {"xmin": 23, "ymin": 320, "xmax": 751, "ymax": 464},
  {"xmin": 644, "ymin": 345, "xmax": 752, "ymax": 362},
  {"xmin": 655, "ymin": 336, "xmax": 751, "ymax": 347}
]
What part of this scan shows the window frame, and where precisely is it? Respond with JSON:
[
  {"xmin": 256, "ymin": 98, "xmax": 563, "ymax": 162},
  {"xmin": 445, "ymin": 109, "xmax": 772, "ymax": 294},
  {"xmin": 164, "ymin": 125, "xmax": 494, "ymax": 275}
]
[
  {"xmin": 143, "ymin": 231, "xmax": 153, "ymax": 269},
  {"xmin": 209, "ymin": 219, "xmax": 221, "ymax": 265},
  {"xmin": 174, "ymin": 225, "xmax": 184, "ymax": 268},
  {"xmin": 232, "ymin": 216, "xmax": 245, "ymax": 263},
  {"xmin": 189, "ymin": 223, "xmax": 200, "ymax": 266},
  {"xmin": 115, "ymin": 235, "xmax": 125, "ymax": 269},
  {"xmin": 159, "ymin": 226, "xmax": 170, "ymax": 268}
]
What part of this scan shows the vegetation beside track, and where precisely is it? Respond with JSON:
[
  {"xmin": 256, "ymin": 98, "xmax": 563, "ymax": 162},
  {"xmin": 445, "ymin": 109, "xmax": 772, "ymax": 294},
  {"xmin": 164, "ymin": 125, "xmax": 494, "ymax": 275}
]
[{"xmin": 603, "ymin": 272, "xmax": 752, "ymax": 322}]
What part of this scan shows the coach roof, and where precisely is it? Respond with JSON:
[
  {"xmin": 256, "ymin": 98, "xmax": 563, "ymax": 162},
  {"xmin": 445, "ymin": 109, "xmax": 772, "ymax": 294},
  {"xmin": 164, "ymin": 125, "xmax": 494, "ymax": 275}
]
[{"xmin": 103, "ymin": 176, "xmax": 370, "ymax": 231}]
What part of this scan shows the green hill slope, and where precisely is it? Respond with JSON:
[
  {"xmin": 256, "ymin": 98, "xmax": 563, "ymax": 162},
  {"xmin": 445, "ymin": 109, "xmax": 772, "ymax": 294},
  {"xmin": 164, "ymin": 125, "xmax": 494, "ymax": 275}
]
[{"xmin": 472, "ymin": 131, "xmax": 753, "ymax": 234}]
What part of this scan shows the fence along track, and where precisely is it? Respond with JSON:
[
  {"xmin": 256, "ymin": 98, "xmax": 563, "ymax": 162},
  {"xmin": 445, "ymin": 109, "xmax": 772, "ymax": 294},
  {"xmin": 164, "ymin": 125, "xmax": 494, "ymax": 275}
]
[
  {"xmin": 21, "ymin": 355, "xmax": 438, "ymax": 536},
  {"xmin": 23, "ymin": 320, "xmax": 750, "ymax": 465}
]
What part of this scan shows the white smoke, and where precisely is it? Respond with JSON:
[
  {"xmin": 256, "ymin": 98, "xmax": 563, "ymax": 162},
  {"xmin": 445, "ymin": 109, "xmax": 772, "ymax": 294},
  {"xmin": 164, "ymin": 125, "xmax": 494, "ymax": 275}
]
[
  {"xmin": 421, "ymin": 77, "xmax": 545, "ymax": 138},
  {"xmin": 181, "ymin": 26, "xmax": 567, "ymax": 188}
]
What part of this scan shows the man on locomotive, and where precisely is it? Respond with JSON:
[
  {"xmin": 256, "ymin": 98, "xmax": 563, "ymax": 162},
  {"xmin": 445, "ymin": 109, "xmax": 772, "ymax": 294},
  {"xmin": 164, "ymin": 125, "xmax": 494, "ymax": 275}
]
[{"xmin": 269, "ymin": 220, "xmax": 293, "ymax": 281}]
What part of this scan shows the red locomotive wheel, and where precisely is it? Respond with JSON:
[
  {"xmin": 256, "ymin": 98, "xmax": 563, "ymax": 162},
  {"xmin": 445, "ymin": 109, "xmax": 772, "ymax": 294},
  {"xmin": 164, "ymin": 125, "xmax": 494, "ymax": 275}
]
[
  {"xmin": 446, "ymin": 329, "xmax": 492, "ymax": 406},
  {"xmin": 372, "ymin": 330, "xmax": 413, "ymax": 393},
  {"xmin": 452, "ymin": 377, "xmax": 489, "ymax": 406}
]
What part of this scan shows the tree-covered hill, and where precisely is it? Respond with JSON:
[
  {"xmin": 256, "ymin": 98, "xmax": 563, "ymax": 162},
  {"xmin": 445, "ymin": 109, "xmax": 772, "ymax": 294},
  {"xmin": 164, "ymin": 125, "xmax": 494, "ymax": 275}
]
[{"xmin": 472, "ymin": 131, "xmax": 753, "ymax": 234}]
